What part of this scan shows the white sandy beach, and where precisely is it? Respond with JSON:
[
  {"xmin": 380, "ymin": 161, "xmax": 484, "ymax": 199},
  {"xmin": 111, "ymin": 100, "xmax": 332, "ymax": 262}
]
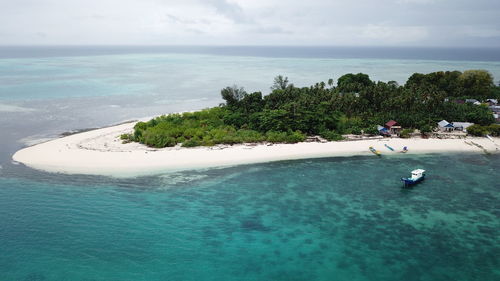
[{"xmin": 12, "ymin": 120, "xmax": 500, "ymax": 177}]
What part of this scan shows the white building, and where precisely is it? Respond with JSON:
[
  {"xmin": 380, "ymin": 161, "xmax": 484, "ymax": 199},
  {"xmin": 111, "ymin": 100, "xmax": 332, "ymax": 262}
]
[
  {"xmin": 486, "ymin": 98, "xmax": 498, "ymax": 105},
  {"xmin": 452, "ymin": 122, "xmax": 474, "ymax": 132},
  {"xmin": 437, "ymin": 120, "xmax": 454, "ymax": 132},
  {"xmin": 490, "ymin": 105, "xmax": 500, "ymax": 113}
]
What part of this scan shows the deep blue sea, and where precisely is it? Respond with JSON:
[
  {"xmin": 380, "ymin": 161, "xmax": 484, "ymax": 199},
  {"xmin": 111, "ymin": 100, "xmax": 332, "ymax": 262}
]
[{"xmin": 0, "ymin": 46, "xmax": 499, "ymax": 281}]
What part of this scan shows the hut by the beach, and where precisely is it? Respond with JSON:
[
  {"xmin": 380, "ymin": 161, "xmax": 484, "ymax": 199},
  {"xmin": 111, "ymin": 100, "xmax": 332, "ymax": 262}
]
[
  {"xmin": 384, "ymin": 120, "xmax": 402, "ymax": 135},
  {"xmin": 452, "ymin": 122, "xmax": 474, "ymax": 132},
  {"xmin": 437, "ymin": 120, "xmax": 454, "ymax": 132},
  {"xmin": 490, "ymin": 105, "xmax": 500, "ymax": 114},
  {"xmin": 486, "ymin": 99, "xmax": 498, "ymax": 106},
  {"xmin": 465, "ymin": 99, "xmax": 480, "ymax": 104}
]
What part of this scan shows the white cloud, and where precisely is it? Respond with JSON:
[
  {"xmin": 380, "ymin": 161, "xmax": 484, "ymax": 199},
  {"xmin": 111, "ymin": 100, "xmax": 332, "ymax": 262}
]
[
  {"xmin": 360, "ymin": 24, "xmax": 428, "ymax": 43},
  {"xmin": 395, "ymin": 0, "xmax": 441, "ymax": 4},
  {"xmin": 461, "ymin": 27, "xmax": 500, "ymax": 38},
  {"xmin": 0, "ymin": 0, "xmax": 498, "ymax": 46}
]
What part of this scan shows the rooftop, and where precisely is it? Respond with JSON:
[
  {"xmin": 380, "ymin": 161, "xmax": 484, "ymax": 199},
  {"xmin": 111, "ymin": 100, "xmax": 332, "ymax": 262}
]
[{"xmin": 385, "ymin": 120, "xmax": 398, "ymax": 127}]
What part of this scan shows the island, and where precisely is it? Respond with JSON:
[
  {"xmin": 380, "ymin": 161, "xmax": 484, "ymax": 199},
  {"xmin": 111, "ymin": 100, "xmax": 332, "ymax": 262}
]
[{"xmin": 13, "ymin": 70, "xmax": 500, "ymax": 177}]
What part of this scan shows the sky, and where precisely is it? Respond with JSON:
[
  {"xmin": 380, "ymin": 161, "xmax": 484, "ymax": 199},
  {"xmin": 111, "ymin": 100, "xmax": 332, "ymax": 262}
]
[{"xmin": 1, "ymin": 0, "xmax": 500, "ymax": 47}]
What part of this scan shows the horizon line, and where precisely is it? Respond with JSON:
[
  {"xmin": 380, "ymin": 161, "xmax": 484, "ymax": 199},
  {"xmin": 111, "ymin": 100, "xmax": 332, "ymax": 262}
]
[{"xmin": 1, "ymin": 44, "xmax": 500, "ymax": 49}]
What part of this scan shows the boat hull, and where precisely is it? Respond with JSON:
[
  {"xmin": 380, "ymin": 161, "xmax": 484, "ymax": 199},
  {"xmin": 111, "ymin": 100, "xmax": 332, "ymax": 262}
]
[
  {"xmin": 369, "ymin": 147, "xmax": 381, "ymax": 156},
  {"xmin": 401, "ymin": 176, "xmax": 425, "ymax": 187},
  {"xmin": 384, "ymin": 144, "xmax": 394, "ymax": 151}
]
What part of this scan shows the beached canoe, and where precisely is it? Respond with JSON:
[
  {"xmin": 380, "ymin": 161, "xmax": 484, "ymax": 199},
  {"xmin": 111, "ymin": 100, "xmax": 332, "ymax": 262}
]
[
  {"xmin": 369, "ymin": 146, "xmax": 381, "ymax": 156},
  {"xmin": 384, "ymin": 144, "xmax": 394, "ymax": 151}
]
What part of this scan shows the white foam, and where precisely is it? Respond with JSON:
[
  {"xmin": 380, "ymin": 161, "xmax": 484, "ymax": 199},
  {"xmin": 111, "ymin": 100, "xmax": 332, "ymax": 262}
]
[
  {"xmin": 19, "ymin": 135, "xmax": 56, "ymax": 146},
  {"xmin": 0, "ymin": 103, "xmax": 36, "ymax": 113}
]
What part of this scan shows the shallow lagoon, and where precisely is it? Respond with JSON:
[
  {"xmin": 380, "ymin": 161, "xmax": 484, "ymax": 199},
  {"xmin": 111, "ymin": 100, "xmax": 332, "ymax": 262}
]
[{"xmin": 1, "ymin": 153, "xmax": 498, "ymax": 281}]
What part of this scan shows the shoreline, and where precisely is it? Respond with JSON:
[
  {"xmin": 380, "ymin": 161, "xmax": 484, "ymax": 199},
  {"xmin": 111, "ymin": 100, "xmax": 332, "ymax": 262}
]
[{"xmin": 12, "ymin": 120, "xmax": 500, "ymax": 177}]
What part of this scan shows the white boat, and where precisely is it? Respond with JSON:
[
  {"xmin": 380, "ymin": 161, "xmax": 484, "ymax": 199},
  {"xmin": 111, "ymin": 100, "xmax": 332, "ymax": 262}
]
[{"xmin": 401, "ymin": 169, "xmax": 425, "ymax": 187}]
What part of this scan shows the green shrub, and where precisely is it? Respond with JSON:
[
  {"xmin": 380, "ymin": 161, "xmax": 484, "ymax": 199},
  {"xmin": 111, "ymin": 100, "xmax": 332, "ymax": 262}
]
[
  {"xmin": 349, "ymin": 126, "xmax": 362, "ymax": 135},
  {"xmin": 266, "ymin": 131, "xmax": 289, "ymax": 143},
  {"xmin": 419, "ymin": 124, "xmax": 432, "ymax": 134},
  {"xmin": 320, "ymin": 130, "xmax": 344, "ymax": 141},
  {"xmin": 131, "ymin": 129, "xmax": 142, "ymax": 141},
  {"xmin": 182, "ymin": 139, "xmax": 200, "ymax": 147},
  {"xmin": 120, "ymin": 134, "xmax": 131, "ymax": 140},
  {"xmin": 400, "ymin": 129, "xmax": 413, "ymax": 138},
  {"xmin": 467, "ymin": 124, "xmax": 500, "ymax": 136},
  {"xmin": 466, "ymin": 124, "xmax": 487, "ymax": 136},
  {"xmin": 142, "ymin": 129, "xmax": 177, "ymax": 147},
  {"xmin": 288, "ymin": 131, "xmax": 307, "ymax": 143},
  {"xmin": 120, "ymin": 133, "xmax": 132, "ymax": 144},
  {"xmin": 363, "ymin": 126, "xmax": 379, "ymax": 136},
  {"xmin": 236, "ymin": 129, "xmax": 266, "ymax": 143},
  {"xmin": 134, "ymin": 121, "xmax": 148, "ymax": 131},
  {"xmin": 266, "ymin": 131, "xmax": 305, "ymax": 143},
  {"xmin": 487, "ymin": 124, "xmax": 500, "ymax": 136}
]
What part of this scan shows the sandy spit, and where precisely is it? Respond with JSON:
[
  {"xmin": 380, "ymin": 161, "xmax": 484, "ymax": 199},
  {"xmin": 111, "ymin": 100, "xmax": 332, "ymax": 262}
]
[{"xmin": 12, "ymin": 121, "xmax": 500, "ymax": 177}]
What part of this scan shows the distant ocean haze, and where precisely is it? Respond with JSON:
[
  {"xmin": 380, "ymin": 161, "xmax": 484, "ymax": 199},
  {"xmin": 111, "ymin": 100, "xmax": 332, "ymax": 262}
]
[
  {"xmin": 1, "ymin": 46, "xmax": 500, "ymax": 101},
  {"xmin": 2, "ymin": 45, "xmax": 500, "ymax": 61}
]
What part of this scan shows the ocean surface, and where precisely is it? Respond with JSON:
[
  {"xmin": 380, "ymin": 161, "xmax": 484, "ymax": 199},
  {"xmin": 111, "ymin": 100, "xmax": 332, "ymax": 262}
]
[{"xmin": 0, "ymin": 46, "xmax": 499, "ymax": 281}]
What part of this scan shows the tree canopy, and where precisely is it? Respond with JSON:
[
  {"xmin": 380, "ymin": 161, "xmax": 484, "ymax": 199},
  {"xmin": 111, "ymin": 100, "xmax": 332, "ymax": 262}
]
[
  {"xmin": 271, "ymin": 75, "xmax": 291, "ymax": 90},
  {"xmin": 406, "ymin": 70, "xmax": 496, "ymax": 99},
  {"xmin": 123, "ymin": 70, "xmax": 498, "ymax": 148}
]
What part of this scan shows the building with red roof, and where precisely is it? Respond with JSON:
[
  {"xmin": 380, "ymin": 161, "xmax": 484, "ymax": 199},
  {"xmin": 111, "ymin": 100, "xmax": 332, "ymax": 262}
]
[{"xmin": 384, "ymin": 120, "xmax": 402, "ymax": 135}]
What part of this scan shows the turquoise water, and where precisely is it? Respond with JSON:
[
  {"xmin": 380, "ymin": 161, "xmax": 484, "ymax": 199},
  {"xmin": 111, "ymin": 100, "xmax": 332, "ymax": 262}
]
[
  {"xmin": 0, "ymin": 47, "xmax": 499, "ymax": 280},
  {"xmin": 1, "ymin": 154, "xmax": 499, "ymax": 281},
  {"xmin": 2, "ymin": 53, "xmax": 500, "ymax": 102}
]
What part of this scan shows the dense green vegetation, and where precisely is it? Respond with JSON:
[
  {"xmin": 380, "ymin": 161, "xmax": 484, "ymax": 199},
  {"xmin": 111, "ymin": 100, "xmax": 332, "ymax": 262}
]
[
  {"xmin": 121, "ymin": 107, "xmax": 306, "ymax": 147},
  {"xmin": 122, "ymin": 70, "xmax": 499, "ymax": 148},
  {"xmin": 466, "ymin": 124, "xmax": 500, "ymax": 137},
  {"xmin": 406, "ymin": 70, "xmax": 500, "ymax": 100}
]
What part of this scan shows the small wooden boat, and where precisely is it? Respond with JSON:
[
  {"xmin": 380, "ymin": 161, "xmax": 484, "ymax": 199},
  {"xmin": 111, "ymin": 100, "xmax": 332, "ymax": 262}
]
[
  {"xmin": 369, "ymin": 146, "xmax": 381, "ymax": 156},
  {"xmin": 401, "ymin": 146, "xmax": 408, "ymax": 153},
  {"xmin": 486, "ymin": 135, "xmax": 499, "ymax": 148},
  {"xmin": 401, "ymin": 169, "xmax": 425, "ymax": 187},
  {"xmin": 384, "ymin": 144, "xmax": 394, "ymax": 151}
]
